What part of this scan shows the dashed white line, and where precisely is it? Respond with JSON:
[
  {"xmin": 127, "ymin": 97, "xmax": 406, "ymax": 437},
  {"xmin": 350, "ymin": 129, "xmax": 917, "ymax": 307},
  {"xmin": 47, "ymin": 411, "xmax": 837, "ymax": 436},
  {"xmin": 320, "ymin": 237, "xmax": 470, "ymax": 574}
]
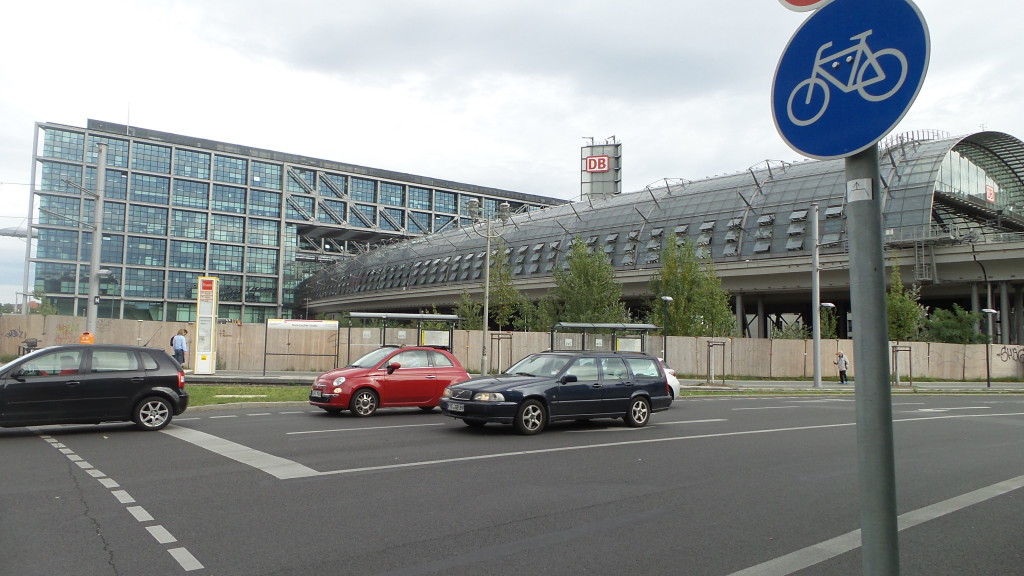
[
  {"xmin": 147, "ymin": 525, "xmax": 177, "ymax": 544},
  {"xmin": 111, "ymin": 490, "xmax": 136, "ymax": 504},
  {"xmin": 168, "ymin": 547, "xmax": 204, "ymax": 571},
  {"xmin": 127, "ymin": 506, "xmax": 154, "ymax": 522},
  {"xmin": 286, "ymin": 422, "xmax": 444, "ymax": 435}
]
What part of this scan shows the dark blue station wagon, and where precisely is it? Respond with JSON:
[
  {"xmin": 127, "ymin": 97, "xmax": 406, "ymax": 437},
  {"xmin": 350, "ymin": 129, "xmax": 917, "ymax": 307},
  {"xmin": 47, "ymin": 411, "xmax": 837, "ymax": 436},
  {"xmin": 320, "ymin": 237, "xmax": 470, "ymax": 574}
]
[{"xmin": 439, "ymin": 351, "xmax": 673, "ymax": 434}]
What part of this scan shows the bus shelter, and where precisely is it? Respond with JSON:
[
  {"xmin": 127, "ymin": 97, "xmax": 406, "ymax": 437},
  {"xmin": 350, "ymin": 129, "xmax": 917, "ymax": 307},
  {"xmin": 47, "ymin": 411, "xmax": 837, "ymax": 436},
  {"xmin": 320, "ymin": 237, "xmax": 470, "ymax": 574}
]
[{"xmin": 549, "ymin": 323, "xmax": 659, "ymax": 353}]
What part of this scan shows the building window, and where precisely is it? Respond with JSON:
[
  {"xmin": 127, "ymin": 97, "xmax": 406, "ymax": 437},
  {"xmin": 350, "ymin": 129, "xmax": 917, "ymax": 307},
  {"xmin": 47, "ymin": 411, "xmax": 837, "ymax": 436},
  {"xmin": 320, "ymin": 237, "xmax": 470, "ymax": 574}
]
[
  {"xmin": 320, "ymin": 199, "xmax": 345, "ymax": 224},
  {"xmin": 380, "ymin": 207, "xmax": 404, "ymax": 231},
  {"xmin": 209, "ymin": 244, "xmax": 244, "ymax": 272},
  {"xmin": 86, "ymin": 135, "xmax": 129, "ymax": 167},
  {"xmin": 319, "ymin": 173, "xmax": 346, "ymax": 197},
  {"xmin": 98, "ymin": 200, "xmax": 126, "ymax": 232},
  {"xmin": 131, "ymin": 142, "xmax": 171, "ymax": 174},
  {"xmin": 758, "ymin": 214, "xmax": 775, "ymax": 226},
  {"xmin": 786, "ymin": 237, "xmax": 804, "ymax": 251},
  {"xmin": 247, "ymin": 218, "xmax": 279, "ymax": 246},
  {"xmin": 286, "ymin": 195, "xmax": 314, "ymax": 220},
  {"xmin": 350, "ymin": 204, "xmax": 376, "ymax": 227},
  {"xmin": 172, "ymin": 179, "xmax": 209, "ymax": 209},
  {"xmin": 34, "ymin": 262, "xmax": 77, "ymax": 294},
  {"xmin": 217, "ymin": 275, "xmax": 243, "ymax": 302},
  {"xmin": 380, "ymin": 182, "xmax": 405, "ymax": 207},
  {"xmin": 213, "ymin": 155, "xmax": 247, "ymax": 185},
  {"xmin": 249, "ymin": 190, "xmax": 281, "ymax": 217},
  {"xmin": 174, "ymin": 149, "xmax": 211, "ymax": 179},
  {"xmin": 37, "ymin": 229, "xmax": 79, "ymax": 260},
  {"xmin": 39, "ymin": 195, "xmax": 81, "ymax": 226},
  {"xmin": 130, "ymin": 174, "xmax": 170, "ymax": 204},
  {"xmin": 127, "ymin": 205, "xmax": 168, "ymax": 235},
  {"xmin": 251, "ymin": 161, "xmax": 282, "ymax": 190},
  {"xmin": 171, "ymin": 210, "xmax": 207, "ymax": 239},
  {"xmin": 434, "ymin": 191, "xmax": 456, "ymax": 213},
  {"xmin": 43, "ymin": 129, "xmax": 85, "ymax": 161},
  {"xmin": 167, "ymin": 271, "xmax": 201, "ymax": 300},
  {"xmin": 351, "ymin": 178, "xmax": 377, "ymax": 203},
  {"xmin": 409, "ymin": 187, "xmax": 431, "ymax": 210},
  {"xmin": 245, "ymin": 276, "xmax": 277, "ymax": 303},
  {"xmin": 210, "ymin": 214, "xmax": 244, "ymax": 243},
  {"xmin": 86, "ymin": 167, "xmax": 128, "ymax": 200},
  {"xmin": 169, "ymin": 240, "xmax": 206, "ymax": 269},
  {"xmin": 212, "ymin": 184, "xmax": 246, "ymax": 213},
  {"xmin": 286, "ymin": 167, "xmax": 314, "ymax": 193},
  {"xmin": 123, "ymin": 268, "xmax": 165, "ymax": 298},
  {"xmin": 246, "ymin": 247, "xmax": 278, "ymax": 274},
  {"xmin": 39, "ymin": 161, "xmax": 82, "ymax": 193},
  {"xmin": 825, "ymin": 205, "xmax": 845, "ymax": 219},
  {"xmin": 82, "ymin": 232, "xmax": 124, "ymax": 264},
  {"xmin": 126, "ymin": 237, "xmax": 167, "ymax": 266}
]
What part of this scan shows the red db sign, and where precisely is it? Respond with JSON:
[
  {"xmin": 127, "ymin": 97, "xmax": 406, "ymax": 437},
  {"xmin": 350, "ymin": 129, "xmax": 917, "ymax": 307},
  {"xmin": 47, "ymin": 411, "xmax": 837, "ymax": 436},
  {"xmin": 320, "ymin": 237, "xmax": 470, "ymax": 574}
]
[{"xmin": 585, "ymin": 155, "xmax": 611, "ymax": 173}]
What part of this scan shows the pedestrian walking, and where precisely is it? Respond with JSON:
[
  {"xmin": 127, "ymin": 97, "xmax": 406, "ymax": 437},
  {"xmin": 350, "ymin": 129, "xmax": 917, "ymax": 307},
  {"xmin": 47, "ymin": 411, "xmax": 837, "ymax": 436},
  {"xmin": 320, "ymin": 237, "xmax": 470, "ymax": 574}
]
[
  {"xmin": 171, "ymin": 328, "xmax": 189, "ymax": 368},
  {"xmin": 835, "ymin": 351, "xmax": 850, "ymax": 384}
]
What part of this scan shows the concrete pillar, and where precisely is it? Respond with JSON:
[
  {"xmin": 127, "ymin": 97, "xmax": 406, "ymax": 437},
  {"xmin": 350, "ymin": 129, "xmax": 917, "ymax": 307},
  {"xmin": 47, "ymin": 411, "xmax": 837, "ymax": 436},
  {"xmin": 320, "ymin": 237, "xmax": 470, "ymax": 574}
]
[
  {"xmin": 735, "ymin": 292, "xmax": 746, "ymax": 337},
  {"xmin": 757, "ymin": 296, "xmax": 767, "ymax": 339},
  {"xmin": 999, "ymin": 282, "xmax": 1011, "ymax": 345}
]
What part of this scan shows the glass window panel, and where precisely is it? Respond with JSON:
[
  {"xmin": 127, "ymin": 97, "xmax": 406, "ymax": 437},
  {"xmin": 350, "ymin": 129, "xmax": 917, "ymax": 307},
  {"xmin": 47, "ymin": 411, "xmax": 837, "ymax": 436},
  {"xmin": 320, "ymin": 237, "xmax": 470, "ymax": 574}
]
[
  {"xmin": 43, "ymin": 128, "xmax": 85, "ymax": 161},
  {"xmin": 210, "ymin": 214, "xmax": 245, "ymax": 243},
  {"xmin": 212, "ymin": 184, "xmax": 246, "ymax": 213},
  {"xmin": 85, "ymin": 135, "xmax": 130, "ymax": 167},
  {"xmin": 247, "ymin": 218, "xmax": 279, "ymax": 246},
  {"xmin": 249, "ymin": 190, "xmax": 281, "ymax": 217},
  {"xmin": 351, "ymin": 178, "xmax": 376, "ymax": 202},
  {"xmin": 123, "ymin": 268, "xmax": 164, "ymax": 298},
  {"xmin": 251, "ymin": 161, "xmax": 282, "ymax": 190},
  {"xmin": 245, "ymin": 276, "xmax": 277, "ymax": 303},
  {"xmin": 131, "ymin": 142, "xmax": 171, "ymax": 173},
  {"xmin": 174, "ymin": 149, "xmax": 211, "ymax": 179},
  {"xmin": 172, "ymin": 179, "xmax": 209, "ymax": 209},
  {"xmin": 125, "ymin": 236, "xmax": 167, "ymax": 266},
  {"xmin": 209, "ymin": 244, "xmax": 244, "ymax": 272},
  {"xmin": 434, "ymin": 191, "xmax": 456, "ymax": 213},
  {"xmin": 213, "ymin": 155, "xmax": 247, "ymax": 185},
  {"xmin": 245, "ymin": 247, "xmax": 278, "ymax": 274},
  {"xmin": 171, "ymin": 210, "xmax": 207, "ymax": 239},
  {"xmin": 130, "ymin": 174, "xmax": 170, "ymax": 204},
  {"xmin": 127, "ymin": 205, "xmax": 168, "ymax": 235},
  {"xmin": 286, "ymin": 167, "xmax": 314, "ymax": 193},
  {"xmin": 380, "ymin": 182, "xmax": 405, "ymax": 206},
  {"xmin": 39, "ymin": 161, "xmax": 82, "ymax": 193},
  {"xmin": 85, "ymin": 167, "xmax": 128, "ymax": 200},
  {"xmin": 168, "ymin": 240, "xmax": 206, "ymax": 269}
]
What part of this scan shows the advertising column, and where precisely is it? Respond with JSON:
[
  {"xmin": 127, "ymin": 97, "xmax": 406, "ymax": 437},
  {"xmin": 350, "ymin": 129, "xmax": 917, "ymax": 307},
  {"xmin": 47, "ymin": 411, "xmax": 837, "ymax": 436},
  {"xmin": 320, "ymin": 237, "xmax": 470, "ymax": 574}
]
[{"xmin": 194, "ymin": 276, "xmax": 219, "ymax": 375}]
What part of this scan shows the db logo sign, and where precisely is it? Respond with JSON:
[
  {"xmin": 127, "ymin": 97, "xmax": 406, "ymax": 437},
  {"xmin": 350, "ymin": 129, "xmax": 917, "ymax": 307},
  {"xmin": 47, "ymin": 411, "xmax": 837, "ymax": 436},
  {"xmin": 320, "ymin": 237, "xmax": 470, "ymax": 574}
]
[{"xmin": 585, "ymin": 155, "xmax": 611, "ymax": 173}]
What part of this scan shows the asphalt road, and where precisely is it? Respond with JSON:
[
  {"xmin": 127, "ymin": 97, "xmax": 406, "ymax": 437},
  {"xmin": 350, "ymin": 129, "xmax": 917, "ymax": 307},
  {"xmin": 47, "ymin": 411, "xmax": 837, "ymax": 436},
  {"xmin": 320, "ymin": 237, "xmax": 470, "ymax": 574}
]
[{"xmin": 3, "ymin": 394, "xmax": 1023, "ymax": 575}]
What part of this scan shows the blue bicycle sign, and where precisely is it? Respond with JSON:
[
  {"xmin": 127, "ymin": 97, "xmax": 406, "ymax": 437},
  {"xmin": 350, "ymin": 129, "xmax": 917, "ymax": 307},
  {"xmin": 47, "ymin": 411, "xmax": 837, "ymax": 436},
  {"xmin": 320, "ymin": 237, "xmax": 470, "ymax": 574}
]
[
  {"xmin": 772, "ymin": 0, "xmax": 929, "ymax": 159},
  {"xmin": 787, "ymin": 29, "xmax": 908, "ymax": 126}
]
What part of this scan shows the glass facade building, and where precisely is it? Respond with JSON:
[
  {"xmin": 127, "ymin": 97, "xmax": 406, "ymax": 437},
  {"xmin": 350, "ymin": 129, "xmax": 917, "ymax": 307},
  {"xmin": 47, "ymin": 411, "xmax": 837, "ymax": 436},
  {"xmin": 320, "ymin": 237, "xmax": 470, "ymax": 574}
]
[{"xmin": 28, "ymin": 120, "xmax": 564, "ymax": 322}]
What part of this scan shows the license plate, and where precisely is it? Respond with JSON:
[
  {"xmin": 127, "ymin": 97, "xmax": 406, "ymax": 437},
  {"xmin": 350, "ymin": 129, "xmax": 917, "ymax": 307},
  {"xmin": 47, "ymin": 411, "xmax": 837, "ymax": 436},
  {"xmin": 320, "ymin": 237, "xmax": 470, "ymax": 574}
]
[
  {"xmin": 310, "ymin": 390, "xmax": 323, "ymax": 398},
  {"xmin": 448, "ymin": 402, "xmax": 464, "ymax": 413}
]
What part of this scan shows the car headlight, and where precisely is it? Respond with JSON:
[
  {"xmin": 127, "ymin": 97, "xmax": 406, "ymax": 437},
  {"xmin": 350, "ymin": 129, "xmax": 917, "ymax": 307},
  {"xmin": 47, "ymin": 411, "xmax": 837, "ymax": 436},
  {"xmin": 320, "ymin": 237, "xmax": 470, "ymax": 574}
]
[
  {"xmin": 472, "ymin": 392, "xmax": 505, "ymax": 402},
  {"xmin": 442, "ymin": 387, "xmax": 453, "ymax": 399},
  {"xmin": 332, "ymin": 377, "xmax": 346, "ymax": 387}
]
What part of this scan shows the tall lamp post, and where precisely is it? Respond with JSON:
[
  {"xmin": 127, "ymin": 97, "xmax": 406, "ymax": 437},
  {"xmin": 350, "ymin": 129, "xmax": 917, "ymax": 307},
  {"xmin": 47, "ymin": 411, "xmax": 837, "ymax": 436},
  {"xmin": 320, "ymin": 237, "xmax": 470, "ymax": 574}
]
[
  {"xmin": 660, "ymin": 295, "xmax": 673, "ymax": 364},
  {"xmin": 814, "ymin": 302, "xmax": 835, "ymax": 387},
  {"xmin": 982, "ymin": 308, "xmax": 998, "ymax": 388},
  {"xmin": 466, "ymin": 199, "xmax": 511, "ymax": 375}
]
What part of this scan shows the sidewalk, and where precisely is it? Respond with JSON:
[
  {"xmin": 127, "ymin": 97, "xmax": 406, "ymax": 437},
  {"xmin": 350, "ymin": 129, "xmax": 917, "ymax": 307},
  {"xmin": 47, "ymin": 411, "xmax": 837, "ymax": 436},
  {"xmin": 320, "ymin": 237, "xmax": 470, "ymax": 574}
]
[{"xmin": 183, "ymin": 370, "xmax": 1024, "ymax": 392}]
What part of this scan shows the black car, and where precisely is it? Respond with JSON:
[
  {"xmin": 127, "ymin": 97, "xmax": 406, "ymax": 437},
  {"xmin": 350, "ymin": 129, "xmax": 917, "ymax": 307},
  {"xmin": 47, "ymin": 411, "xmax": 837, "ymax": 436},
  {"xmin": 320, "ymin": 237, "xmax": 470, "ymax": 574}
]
[
  {"xmin": 439, "ymin": 351, "xmax": 673, "ymax": 434},
  {"xmin": 0, "ymin": 344, "xmax": 189, "ymax": 431}
]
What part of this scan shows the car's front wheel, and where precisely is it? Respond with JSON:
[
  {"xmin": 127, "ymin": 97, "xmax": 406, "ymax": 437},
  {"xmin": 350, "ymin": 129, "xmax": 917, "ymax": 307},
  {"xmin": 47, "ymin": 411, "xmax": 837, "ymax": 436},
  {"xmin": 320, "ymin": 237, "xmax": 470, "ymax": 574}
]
[
  {"xmin": 624, "ymin": 396, "xmax": 650, "ymax": 428},
  {"xmin": 133, "ymin": 396, "xmax": 173, "ymax": 431},
  {"xmin": 349, "ymin": 389, "xmax": 379, "ymax": 417},
  {"xmin": 514, "ymin": 399, "xmax": 547, "ymax": 435}
]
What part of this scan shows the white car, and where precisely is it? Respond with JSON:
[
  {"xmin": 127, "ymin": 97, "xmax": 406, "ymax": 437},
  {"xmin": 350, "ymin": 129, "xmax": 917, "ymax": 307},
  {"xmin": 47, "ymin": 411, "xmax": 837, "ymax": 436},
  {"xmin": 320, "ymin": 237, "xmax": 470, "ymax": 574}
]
[{"xmin": 658, "ymin": 358, "xmax": 680, "ymax": 401}]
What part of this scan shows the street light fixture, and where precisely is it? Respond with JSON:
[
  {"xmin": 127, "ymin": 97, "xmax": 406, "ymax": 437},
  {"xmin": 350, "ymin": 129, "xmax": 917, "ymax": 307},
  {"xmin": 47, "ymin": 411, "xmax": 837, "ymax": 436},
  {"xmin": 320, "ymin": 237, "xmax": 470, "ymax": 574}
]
[
  {"xmin": 981, "ymin": 308, "xmax": 999, "ymax": 388},
  {"xmin": 660, "ymin": 296, "xmax": 673, "ymax": 364},
  {"xmin": 466, "ymin": 199, "xmax": 511, "ymax": 375}
]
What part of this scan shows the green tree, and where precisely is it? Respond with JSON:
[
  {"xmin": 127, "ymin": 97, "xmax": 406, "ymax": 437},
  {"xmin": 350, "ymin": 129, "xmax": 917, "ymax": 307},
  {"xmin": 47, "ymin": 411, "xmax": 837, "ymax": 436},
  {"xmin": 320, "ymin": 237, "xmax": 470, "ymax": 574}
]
[
  {"xmin": 453, "ymin": 290, "xmax": 482, "ymax": 330},
  {"xmin": 886, "ymin": 265, "xmax": 925, "ymax": 340},
  {"xmin": 920, "ymin": 304, "xmax": 986, "ymax": 343},
  {"xmin": 30, "ymin": 288, "xmax": 58, "ymax": 316},
  {"xmin": 650, "ymin": 238, "xmax": 734, "ymax": 337},
  {"xmin": 771, "ymin": 321, "xmax": 811, "ymax": 340},
  {"xmin": 820, "ymin": 306, "xmax": 839, "ymax": 340},
  {"xmin": 489, "ymin": 239, "xmax": 530, "ymax": 331},
  {"xmin": 537, "ymin": 236, "xmax": 628, "ymax": 326}
]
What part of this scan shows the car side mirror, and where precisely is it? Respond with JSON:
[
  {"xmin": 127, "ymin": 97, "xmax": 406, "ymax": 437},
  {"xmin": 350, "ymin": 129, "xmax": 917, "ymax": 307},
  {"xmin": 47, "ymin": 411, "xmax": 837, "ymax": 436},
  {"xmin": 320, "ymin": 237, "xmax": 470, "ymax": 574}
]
[
  {"xmin": 387, "ymin": 362, "xmax": 401, "ymax": 375},
  {"xmin": 560, "ymin": 374, "xmax": 578, "ymax": 384},
  {"xmin": 11, "ymin": 368, "xmax": 26, "ymax": 382}
]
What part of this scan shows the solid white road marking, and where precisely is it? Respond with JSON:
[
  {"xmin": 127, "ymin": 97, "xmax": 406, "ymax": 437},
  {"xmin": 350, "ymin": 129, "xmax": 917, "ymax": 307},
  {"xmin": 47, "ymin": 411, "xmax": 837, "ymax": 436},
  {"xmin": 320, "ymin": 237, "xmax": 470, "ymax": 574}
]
[
  {"xmin": 727, "ymin": 473, "xmax": 1024, "ymax": 576},
  {"xmin": 162, "ymin": 425, "xmax": 320, "ymax": 479},
  {"xmin": 733, "ymin": 406, "xmax": 799, "ymax": 411}
]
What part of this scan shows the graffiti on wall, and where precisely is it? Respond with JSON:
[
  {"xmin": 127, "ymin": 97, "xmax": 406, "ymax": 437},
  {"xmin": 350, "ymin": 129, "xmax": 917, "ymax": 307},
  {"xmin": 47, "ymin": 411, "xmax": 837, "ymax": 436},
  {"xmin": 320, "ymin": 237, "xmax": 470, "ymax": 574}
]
[
  {"xmin": 54, "ymin": 323, "xmax": 77, "ymax": 345},
  {"xmin": 5, "ymin": 328, "xmax": 25, "ymax": 339},
  {"xmin": 996, "ymin": 346, "xmax": 1024, "ymax": 365}
]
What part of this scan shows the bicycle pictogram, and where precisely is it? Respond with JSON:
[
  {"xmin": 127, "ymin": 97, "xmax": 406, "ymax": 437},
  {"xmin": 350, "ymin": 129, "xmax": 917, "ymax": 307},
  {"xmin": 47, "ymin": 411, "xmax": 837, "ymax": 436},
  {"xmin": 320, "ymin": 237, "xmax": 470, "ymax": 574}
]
[{"xmin": 787, "ymin": 29, "xmax": 908, "ymax": 126}]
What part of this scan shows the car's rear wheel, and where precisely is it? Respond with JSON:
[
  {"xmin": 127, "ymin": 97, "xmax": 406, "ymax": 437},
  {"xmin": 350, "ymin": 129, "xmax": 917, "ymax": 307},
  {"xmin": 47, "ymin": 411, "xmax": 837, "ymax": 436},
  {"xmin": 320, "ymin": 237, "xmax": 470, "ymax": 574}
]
[
  {"xmin": 349, "ymin": 389, "xmax": 379, "ymax": 417},
  {"xmin": 133, "ymin": 396, "xmax": 173, "ymax": 431},
  {"xmin": 514, "ymin": 399, "xmax": 547, "ymax": 435},
  {"xmin": 624, "ymin": 396, "xmax": 650, "ymax": 428}
]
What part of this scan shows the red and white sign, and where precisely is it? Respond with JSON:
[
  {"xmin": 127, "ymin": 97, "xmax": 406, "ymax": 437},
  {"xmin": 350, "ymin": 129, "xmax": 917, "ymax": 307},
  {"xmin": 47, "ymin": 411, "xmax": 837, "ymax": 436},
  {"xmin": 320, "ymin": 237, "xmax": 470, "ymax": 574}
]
[
  {"xmin": 777, "ymin": 0, "xmax": 831, "ymax": 11},
  {"xmin": 986, "ymin": 184, "xmax": 996, "ymax": 203},
  {"xmin": 585, "ymin": 155, "xmax": 611, "ymax": 173}
]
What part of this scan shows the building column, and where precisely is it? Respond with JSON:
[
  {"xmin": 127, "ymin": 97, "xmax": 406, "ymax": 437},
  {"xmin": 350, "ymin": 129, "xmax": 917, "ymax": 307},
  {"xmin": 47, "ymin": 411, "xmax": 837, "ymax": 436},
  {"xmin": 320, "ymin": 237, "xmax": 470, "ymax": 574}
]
[
  {"xmin": 1014, "ymin": 284, "xmax": 1023, "ymax": 345},
  {"xmin": 999, "ymin": 282, "xmax": 1011, "ymax": 345},
  {"xmin": 757, "ymin": 296, "xmax": 767, "ymax": 339},
  {"xmin": 734, "ymin": 292, "xmax": 746, "ymax": 337}
]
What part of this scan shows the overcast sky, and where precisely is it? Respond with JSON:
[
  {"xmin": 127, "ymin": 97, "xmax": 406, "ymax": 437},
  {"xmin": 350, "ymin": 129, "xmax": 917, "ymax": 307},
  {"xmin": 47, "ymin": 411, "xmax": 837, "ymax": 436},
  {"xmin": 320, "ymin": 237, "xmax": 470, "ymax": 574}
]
[{"xmin": 1, "ymin": 0, "xmax": 1021, "ymax": 307}]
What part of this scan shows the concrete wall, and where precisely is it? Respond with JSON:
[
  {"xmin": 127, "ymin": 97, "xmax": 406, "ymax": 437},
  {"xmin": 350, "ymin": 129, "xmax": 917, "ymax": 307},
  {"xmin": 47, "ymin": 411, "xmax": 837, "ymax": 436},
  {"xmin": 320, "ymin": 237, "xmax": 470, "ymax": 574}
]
[{"xmin": 2, "ymin": 315, "xmax": 1022, "ymax": 381}]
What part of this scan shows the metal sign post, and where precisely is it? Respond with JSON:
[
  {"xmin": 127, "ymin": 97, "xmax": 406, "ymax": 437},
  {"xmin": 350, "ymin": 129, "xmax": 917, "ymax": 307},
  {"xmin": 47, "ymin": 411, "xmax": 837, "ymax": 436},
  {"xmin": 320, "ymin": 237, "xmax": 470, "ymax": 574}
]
[{"xmin": 773, "ymin": 1, "xmax": 929, "ymax": 573}]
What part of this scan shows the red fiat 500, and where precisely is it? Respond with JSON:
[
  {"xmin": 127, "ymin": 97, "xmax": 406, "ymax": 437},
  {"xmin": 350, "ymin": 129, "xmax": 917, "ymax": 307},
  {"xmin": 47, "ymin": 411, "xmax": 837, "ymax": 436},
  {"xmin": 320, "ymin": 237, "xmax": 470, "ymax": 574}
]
[{"xmin": 309, "ymin": 345, "xmax": 470, "ymax": 416}]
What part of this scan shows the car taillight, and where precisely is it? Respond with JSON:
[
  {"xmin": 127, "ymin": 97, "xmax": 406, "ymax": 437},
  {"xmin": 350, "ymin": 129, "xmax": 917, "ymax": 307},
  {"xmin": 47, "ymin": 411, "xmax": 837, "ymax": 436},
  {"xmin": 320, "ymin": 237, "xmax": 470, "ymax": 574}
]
[{"xmin": 178, "ymin": 371, "xmax": 185, "ymax": 389}]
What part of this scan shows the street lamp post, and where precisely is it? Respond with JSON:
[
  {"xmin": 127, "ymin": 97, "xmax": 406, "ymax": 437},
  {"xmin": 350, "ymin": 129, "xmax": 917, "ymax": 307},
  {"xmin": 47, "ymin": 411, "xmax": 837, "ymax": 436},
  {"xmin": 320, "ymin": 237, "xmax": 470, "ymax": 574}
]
[
  {"xmin": 660, "ymin": 295, "xmax": 673, "ymax": 364},
  {"xmin": 85, "ymin": 142, "xmax": 108, "ymax": 338},
  {"xmin": 466, "ymin": 200, "xmax": 511, "ymax": 375},
  {"xmin": 982, "ymin": 308, "xmax": 999, "ymax": 388}
]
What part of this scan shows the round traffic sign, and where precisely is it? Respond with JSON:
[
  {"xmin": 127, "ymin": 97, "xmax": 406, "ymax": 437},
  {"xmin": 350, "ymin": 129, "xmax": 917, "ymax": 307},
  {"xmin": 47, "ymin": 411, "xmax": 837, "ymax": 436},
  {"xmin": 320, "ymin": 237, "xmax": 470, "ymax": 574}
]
[
  {"xmin": 777, "ymin": 0, "xmax": 832, "ymax": 12},
  {"xmin": 771, "ymin": 0, "xmax": 929, "ymax": 159}
]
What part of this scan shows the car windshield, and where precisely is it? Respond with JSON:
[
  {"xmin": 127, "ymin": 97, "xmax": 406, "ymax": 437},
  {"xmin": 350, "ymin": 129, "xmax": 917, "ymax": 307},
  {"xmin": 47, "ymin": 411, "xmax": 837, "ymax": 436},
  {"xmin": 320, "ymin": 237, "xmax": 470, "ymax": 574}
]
[
  {"xmin": 504, "ymin": 354, "xmax": 571, "ymax": 377},
  {"xmin": 348, "ymin": 347, "xmax": 398, "ymax": 368}
]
